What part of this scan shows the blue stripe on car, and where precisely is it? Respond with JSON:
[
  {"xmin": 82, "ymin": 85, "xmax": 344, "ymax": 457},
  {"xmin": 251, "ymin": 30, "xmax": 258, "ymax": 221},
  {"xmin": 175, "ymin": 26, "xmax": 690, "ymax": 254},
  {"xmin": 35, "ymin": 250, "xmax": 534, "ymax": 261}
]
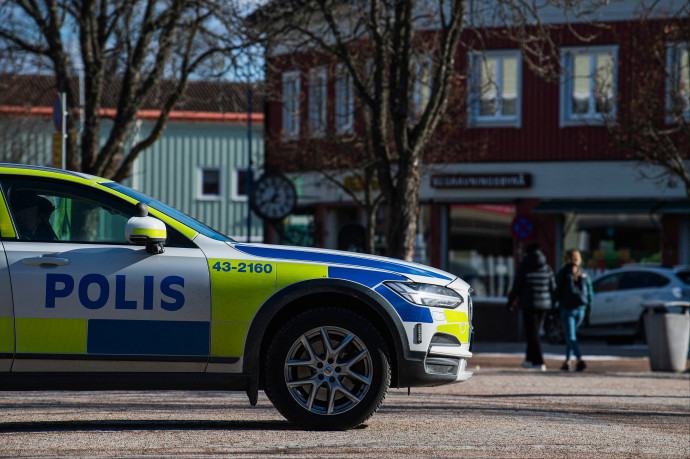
[
  {"xmin": 233, "ymin": 244, "xmax": 452, "ymax": 281},
  {"xmin": 87, "ymin": 320, "xmax": 210, "ymax": 355},
  {"xmin": 374, "ymin": 285, "xmax": 433, "ymax": 323}
]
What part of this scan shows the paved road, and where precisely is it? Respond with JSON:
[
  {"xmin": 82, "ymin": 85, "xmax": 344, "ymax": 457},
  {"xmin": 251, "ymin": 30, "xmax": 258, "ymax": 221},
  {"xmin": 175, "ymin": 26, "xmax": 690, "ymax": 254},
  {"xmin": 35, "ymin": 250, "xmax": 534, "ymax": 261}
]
[{"xmin": 1, "ymin": 344, "xmax": 688, "ymax": 458}]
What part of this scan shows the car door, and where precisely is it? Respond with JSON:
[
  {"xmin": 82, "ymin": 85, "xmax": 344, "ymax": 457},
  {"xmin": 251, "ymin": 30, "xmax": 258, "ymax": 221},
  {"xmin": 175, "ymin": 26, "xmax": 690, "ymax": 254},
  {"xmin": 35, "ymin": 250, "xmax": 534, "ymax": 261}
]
[
  {"xmin": 612, "ymin": 271, "xmax": 671, "ymax": 324},
  {"xmin": 0, "ymin": 240, "xmax": 13, "ymax": 372},
  {"xmin": 590, "ymin": 273, "xmax": 623, "ymax": 325},
  {"xmin": 1, "ymin": 176, "xmax": 211, "ymax": 373}
]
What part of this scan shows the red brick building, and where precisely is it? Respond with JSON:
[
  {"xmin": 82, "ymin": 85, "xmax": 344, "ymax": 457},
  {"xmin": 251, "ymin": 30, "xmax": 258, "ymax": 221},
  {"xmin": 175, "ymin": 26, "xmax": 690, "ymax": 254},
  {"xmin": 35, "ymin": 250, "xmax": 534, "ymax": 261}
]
[{"xmin": 262, "ymin": 1, "xmax": 689, "ymax": 297}]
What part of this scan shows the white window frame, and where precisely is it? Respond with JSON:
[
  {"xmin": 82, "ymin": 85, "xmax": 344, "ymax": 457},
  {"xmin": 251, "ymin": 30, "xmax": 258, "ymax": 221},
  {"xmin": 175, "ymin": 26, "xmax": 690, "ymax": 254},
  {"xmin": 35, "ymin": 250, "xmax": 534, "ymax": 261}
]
[
  {"xmin": 282, "ymin": 70, "xmax": 301, "ymax": 140},
  {"xmin": 197, "ymin": 166, "xmax": 223, "ymax": 201},
  {"xmin": 468, "ymin": 50, "xmax": 522, "ymax": 128},
  {"xmin": 666, "ymin": 42, "xmax": 690, "ymax": 122},
  {"xmin": 308, "ymin": 66, "xmax": 328, "ymax": 138},
  {"xmin": 335, "ymin": 63, "xmax": 354, "ymax": 135},
  {"xmin": 560, "ymin": 45, "xmax": 618, "ymax": 127},
  {"xmin": 231, "ymin": 167, "xmax": 256, "ymax": 202}
]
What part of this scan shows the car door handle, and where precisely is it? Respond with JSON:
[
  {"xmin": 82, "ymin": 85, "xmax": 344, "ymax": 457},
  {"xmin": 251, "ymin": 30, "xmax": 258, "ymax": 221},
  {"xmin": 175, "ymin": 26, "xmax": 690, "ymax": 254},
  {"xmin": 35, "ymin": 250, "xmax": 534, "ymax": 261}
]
[{"xmin": 21, "ymin": 256, "xmax": 70, "ymax": 266}]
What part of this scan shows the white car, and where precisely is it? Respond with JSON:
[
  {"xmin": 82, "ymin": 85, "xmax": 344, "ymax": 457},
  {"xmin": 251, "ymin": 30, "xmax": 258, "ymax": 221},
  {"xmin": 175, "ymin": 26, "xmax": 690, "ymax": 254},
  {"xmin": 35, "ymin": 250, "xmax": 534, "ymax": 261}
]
[
  {"xmin": 545, "ymin": 265, "xmax": 690, "ymax": 343},
  {"xmin": 0, "ymin": 164, "xmax": 473, "ymax": 430}
]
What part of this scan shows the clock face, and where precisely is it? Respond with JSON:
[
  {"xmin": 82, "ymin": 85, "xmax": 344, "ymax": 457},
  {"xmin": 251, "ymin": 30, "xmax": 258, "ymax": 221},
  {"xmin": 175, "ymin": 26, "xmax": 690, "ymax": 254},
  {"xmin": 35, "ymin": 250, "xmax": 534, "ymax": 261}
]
[{"xmin": 250, "ymin": 173, "xmax": 297, "ymax": 221}]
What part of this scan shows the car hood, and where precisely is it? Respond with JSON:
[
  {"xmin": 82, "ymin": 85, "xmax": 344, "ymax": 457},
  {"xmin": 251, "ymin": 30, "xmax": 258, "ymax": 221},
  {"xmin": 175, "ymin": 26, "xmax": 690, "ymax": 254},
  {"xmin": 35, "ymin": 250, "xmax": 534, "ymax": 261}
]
[{"xmin": 229, "ymin": 242, "xmax": 459, "ymax": 286}]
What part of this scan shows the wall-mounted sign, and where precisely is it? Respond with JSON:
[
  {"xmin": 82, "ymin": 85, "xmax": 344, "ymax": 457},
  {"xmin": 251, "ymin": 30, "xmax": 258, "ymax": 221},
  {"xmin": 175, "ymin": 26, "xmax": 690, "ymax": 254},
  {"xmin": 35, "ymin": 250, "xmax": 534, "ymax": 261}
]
[{"xmin": 431, "ymin": 173, "xmax": 532, "ymax": 189}]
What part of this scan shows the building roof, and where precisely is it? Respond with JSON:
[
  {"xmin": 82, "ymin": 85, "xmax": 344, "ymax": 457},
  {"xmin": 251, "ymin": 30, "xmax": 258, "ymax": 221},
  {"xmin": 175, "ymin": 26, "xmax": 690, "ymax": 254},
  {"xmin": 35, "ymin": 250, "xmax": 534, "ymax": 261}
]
[{"xmin": 0, "ymin": 74, "xmax": 264, "ymax": 122}]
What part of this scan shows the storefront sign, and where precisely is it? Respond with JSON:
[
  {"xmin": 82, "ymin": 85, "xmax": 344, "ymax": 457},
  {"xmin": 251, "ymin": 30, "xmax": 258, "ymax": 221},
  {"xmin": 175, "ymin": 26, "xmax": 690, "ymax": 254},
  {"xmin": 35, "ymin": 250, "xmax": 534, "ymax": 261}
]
[{"xmin": 431, "ymin": 173, "xmax": 531, "ymax": 189}]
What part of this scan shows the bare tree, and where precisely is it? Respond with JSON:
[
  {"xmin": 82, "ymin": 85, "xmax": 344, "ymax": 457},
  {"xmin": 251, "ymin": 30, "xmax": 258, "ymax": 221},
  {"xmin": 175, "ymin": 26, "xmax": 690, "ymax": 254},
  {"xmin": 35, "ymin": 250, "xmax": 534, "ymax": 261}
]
[
  {"xmin": 255, "ymin": 0, "xmax": 607, "ymax": 260},
  {"xmin": 0, "ymin": 0, "xmax": 255, "ymax": 181},
  {"xmin": 605, "ymin": 3, "xmax": 690, "ymax": 198}
]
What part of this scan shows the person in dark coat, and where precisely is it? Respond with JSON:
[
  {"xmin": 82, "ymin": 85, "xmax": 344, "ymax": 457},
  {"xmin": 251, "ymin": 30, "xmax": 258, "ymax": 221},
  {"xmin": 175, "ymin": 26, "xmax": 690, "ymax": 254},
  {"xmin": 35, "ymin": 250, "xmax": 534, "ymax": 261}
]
[{"xmin": 507, "ymin": 242, "xmax": 556, "ymax": 371}]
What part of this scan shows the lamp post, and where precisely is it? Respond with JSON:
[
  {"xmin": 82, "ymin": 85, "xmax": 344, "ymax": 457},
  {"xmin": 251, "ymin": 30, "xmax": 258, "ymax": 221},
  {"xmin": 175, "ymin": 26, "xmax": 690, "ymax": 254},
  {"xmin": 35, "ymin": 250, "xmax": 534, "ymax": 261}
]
[{"xmin": 246, "ymin": 84, "xmax": 252, "ymax": 243}]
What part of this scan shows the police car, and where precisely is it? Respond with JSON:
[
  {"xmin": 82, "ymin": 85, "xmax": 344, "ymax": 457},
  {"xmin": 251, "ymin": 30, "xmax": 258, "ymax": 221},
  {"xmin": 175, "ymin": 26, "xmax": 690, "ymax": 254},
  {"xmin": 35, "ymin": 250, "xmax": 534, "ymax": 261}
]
[{"xmin": 0, "ymin": 164, "xmax": 473, "ymax": 430}]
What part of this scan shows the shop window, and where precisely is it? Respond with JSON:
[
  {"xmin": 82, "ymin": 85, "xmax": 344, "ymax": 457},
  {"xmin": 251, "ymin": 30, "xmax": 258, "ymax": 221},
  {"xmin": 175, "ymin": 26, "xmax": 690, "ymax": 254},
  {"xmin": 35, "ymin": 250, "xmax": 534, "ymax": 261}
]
[
  {"xmin": 560, "ymin": 46, "xmax": 617, "ymax": 126},
  {"xmin": 562, "ymin": 213, "xmax": 661, "ymax": 275},
  {"xmin": 468, "ymin": 50, "xmax": 521, "ymax": 127},
  {"xmin": 667, "ymin": 42, "xmax": 689, "ymax": 120},
  {"xmin": 282, "ymin": 70, "xmax": 300, "ymax": 140},
  {"xmin": 447, "ymin": 204, "xmax": 516, "ymax": 297}
]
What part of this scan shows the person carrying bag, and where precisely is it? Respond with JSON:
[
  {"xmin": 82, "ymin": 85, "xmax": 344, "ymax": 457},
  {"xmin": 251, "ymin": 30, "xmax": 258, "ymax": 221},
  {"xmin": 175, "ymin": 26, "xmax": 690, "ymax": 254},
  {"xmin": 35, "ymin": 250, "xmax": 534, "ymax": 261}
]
[{"xmin": 555, "ymin": 249, "xmax": 594, "ymax": 371}]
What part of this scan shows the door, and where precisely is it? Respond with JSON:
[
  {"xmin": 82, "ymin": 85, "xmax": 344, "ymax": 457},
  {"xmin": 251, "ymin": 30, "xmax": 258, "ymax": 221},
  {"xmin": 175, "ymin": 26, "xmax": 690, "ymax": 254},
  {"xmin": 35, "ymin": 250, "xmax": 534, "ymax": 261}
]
[
  {"xmin": 0, "ymin": 240, "xmax": 13, "ymax": 372},
  {"xmin": 612, "ymin": 271, "xmax": 671, "ymax": 324},
  {"xmin": 1, "ymin": 176, "xmax": 211, "ymax": 372},
  {"xmin": 590, "ymin": 273, "xmax": 623, "ymax": 325}
]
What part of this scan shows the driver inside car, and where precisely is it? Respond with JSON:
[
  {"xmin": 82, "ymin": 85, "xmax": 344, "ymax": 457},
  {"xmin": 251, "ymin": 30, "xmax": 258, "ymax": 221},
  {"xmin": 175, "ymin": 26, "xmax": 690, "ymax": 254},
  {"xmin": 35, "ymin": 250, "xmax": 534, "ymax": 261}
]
[{"xmin": 10, "ymin": 190, "xmax": 58, "ymax": 241}]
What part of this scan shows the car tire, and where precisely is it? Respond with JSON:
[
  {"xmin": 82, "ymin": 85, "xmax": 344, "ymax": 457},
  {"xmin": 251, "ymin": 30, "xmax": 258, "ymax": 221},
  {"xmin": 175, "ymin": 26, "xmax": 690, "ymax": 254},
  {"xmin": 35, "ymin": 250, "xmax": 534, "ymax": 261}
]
[
  {"xmin": 264, "ymin": 306, "xmax": 391, "ymax": 430},
  {"xmin": 544, "ymin": 311, "xmax": 565, "ymax": 344}
]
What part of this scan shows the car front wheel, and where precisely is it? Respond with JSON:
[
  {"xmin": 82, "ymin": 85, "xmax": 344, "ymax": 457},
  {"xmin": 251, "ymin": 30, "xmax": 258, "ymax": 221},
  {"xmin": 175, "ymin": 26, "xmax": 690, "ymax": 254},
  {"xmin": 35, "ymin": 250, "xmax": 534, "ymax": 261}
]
[{"xmin": 264, "ymin": 306, "xmax": 391, "ymax": 430}]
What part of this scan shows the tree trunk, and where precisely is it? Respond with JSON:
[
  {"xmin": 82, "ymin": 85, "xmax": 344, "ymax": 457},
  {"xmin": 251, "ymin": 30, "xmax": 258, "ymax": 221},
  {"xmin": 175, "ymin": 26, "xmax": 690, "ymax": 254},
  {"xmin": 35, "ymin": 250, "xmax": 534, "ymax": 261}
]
[{"xmin": 386, "ymin": 164, "xmax": 420, "ymax": 261}]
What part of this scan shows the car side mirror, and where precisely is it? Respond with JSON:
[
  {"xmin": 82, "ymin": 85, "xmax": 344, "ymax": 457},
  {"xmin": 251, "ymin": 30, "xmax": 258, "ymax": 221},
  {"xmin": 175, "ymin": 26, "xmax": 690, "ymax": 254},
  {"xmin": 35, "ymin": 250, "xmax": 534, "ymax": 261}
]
[{"xmin": 126, "ymin": 202, "xmax": 166, "ymax": 254}]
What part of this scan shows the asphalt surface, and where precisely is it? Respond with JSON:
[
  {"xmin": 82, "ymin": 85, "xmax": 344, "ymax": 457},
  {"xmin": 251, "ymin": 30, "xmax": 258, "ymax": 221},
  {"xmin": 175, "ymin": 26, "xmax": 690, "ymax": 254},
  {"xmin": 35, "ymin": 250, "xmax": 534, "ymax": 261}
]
[{"xmin": 0, "ymin": 341, "xmax": 687, "ymax": 458}]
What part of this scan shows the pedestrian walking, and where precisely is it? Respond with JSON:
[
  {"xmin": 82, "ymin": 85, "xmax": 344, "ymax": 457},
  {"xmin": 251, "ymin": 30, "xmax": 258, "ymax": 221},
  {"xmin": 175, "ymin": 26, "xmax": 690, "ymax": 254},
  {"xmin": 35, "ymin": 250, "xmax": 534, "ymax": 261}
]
[
  {"xmin": 507, "ymin": 242, "xmax": 556, "ymax": 371},
  {"xmin": 554, "ymin": 249, "xmax": 594, "ymax": 372}
]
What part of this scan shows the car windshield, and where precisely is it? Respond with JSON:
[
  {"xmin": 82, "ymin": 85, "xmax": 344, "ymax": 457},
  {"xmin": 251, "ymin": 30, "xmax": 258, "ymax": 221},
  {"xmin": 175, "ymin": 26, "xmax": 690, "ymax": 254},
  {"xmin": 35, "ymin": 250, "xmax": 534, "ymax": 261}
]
[{"xmin": 101, "ymin": 182, "xmax": 233, "ymax": 242}]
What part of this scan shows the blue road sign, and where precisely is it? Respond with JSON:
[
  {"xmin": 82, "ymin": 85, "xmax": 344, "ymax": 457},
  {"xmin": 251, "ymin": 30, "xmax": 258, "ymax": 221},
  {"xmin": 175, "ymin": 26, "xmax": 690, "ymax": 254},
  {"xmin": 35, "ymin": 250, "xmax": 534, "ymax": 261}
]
[{"xmin": 511, "ymin": 215, "xmax": 534, "ymax": 240}]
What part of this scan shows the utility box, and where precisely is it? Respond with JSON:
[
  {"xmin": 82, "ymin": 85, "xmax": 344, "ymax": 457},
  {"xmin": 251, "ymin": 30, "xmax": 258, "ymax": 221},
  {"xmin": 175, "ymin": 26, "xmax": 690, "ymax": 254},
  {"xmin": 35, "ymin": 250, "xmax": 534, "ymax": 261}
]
[{"xmin": 643, "ymin": 301, "xmax": 690, "ymax": 373}]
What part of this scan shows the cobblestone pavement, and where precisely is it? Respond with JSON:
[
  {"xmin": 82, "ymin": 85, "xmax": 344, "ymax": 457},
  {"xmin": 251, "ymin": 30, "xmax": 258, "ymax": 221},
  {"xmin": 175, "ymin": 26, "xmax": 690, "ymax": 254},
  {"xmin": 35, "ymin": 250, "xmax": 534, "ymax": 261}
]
[{"xmin": 0, "ymin": 346, "xmax": 687, "ymax": 458}]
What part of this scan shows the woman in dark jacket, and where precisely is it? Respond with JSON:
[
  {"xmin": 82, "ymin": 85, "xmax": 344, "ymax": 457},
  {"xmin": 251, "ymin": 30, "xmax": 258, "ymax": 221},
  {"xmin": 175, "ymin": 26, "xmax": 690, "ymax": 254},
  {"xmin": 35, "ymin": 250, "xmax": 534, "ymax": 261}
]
[
  {"xmin": 554, "ymin": 249, "xmax": 594, "ymax": 372},
  {"xmin": 507, "ymin": 242, "xmax": 556, "ymax": 371}
]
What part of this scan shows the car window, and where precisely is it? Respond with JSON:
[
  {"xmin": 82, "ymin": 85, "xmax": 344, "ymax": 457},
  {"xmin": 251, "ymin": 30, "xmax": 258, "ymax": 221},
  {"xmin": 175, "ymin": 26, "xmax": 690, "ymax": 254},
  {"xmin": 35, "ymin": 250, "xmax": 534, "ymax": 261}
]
[
  {"xmin": 101, "ymin": 181, "xmax": 233, "ymax": 242},
  {"xmin": 675, "ymin": 270, "xmax": 690, "ymax": 285},
  {"xmin": 1, "ymin": 177, "xmax": 195, "ymax": 248},
  {"xmin": 644, "ymin": 272, "xmax": 671, "ymax": 288},
  {"xmin": 593, "ymin": 273, "xmax": 621, "ymax": 293},
  {"xmin": 619, "ymin": 271, "xmax": 670, "ymax": 290}
]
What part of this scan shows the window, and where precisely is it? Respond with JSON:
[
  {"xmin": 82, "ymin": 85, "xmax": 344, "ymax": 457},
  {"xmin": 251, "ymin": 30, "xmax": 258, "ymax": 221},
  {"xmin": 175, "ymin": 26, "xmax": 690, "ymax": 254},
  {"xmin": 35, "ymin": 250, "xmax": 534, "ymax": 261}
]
[
  {"xmin": 308, "ymin": 67, "xmax": 327, "ymax": 137},
  {"xmin": 335, "ymin": 63, "xmax": 354, "ymax": 135},
  {"xmin": 593, "ymin": 273, "xmax": 621, "ymax": 293},
  {"xmin": 232, "ymin": 168, "xmax": 255, "ymax": 202},
  {"xmin": 198, "ymin": 167, "xmax": 222, "ymax": 200},
  {"xmin": 1, "ymin": 177, "xmax": 194, "ymax": 247},
  {"xmin": 560, "ymin": 46, "xmax": 617, "ymax": 126},
  {"xmin": 412, "ymin": 55, "xmax": 433, "ymax": 118},
  {"xmin": 282, "ymin": 71, "xmax": 301, "ymax": 139},
  {"xmin": 621, "ymin": 271, "xmax": 670, "ymax": 290},
  {"xmin": 667, "ymin": 42, "xmax": 689, "ymax": 120},
  {"xmin": 468, "ymin": 51, "xmax": 521, "ymax": 127}
]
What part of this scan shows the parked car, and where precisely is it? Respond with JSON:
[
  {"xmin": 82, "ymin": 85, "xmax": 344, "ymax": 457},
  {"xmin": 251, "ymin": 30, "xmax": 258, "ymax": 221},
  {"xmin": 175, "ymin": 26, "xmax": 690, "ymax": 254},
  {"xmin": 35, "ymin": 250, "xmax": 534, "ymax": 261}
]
[
  {"xmin": 0, "ymin": 164, "xmax": 473, "ymax": 430},
  {"xmin": 545, "ymin": 265, "xmax": 690, "ymax": 344}
]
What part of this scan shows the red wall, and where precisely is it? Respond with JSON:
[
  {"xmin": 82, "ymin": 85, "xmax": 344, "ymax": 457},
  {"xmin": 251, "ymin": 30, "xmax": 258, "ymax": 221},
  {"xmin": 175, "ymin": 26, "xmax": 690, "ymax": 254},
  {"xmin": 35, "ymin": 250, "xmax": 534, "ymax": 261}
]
[{"xmin": 264, "ymin": 20, "xmax": 683, "ymax": 166}]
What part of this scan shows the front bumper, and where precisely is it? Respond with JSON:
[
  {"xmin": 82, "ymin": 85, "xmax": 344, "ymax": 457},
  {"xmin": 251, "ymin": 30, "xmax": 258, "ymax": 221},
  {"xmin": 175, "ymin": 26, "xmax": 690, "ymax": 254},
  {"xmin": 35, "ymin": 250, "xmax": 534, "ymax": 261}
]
[{"xmin": 396, "ymin": 342, "xmax": 473, "ymax": 387}]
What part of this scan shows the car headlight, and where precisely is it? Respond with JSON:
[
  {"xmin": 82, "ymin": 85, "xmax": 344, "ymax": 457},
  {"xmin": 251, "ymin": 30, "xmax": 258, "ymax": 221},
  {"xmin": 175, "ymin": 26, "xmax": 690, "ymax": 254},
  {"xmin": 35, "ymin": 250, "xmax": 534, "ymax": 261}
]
[{"xmin": 386, "ymin": 282, "xmax": 464, "ymax": 309}]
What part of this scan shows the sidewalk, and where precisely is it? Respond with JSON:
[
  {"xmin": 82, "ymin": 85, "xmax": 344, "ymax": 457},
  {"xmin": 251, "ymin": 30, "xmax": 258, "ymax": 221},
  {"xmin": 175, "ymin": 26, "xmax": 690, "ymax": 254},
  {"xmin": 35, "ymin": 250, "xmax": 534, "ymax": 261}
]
[{"xmin": 469, "ymin": 339, "xmax": 689, "ymax": 373}]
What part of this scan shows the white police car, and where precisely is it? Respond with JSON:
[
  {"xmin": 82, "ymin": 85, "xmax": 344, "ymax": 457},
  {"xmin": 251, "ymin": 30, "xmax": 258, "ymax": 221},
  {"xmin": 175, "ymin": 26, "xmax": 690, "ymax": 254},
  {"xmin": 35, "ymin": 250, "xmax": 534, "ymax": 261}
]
[{"xmin": 0, "ymin": 164, "xmax": 473, "ymax": 430}]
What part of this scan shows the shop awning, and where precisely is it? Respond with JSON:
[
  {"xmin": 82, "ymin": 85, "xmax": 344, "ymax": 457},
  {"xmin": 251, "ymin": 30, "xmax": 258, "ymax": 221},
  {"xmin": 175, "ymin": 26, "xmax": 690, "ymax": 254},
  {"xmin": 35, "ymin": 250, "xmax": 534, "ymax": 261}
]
[{"xmin": 534, "ymin": 199, "xmax": 690, "ymax": 214}]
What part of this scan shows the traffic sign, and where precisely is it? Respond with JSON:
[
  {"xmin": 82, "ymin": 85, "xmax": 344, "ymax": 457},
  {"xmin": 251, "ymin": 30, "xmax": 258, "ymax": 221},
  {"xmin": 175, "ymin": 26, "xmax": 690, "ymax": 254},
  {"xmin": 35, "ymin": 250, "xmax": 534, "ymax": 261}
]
[{"xmin": 511, "ymin": 215, "xmax": 534, "ymax": 240}]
